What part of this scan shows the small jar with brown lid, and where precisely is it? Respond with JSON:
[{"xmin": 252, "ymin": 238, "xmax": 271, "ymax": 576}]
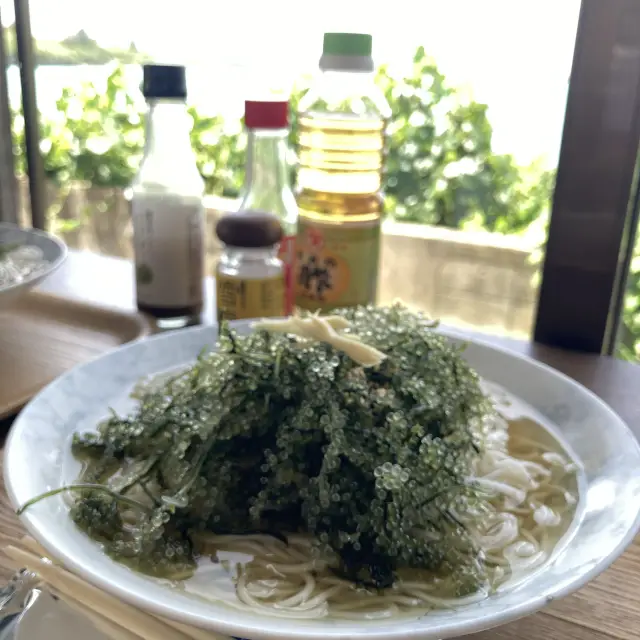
[{"xmin": 215, "ymin": 210, "xmax": 285, "ymax": 324}]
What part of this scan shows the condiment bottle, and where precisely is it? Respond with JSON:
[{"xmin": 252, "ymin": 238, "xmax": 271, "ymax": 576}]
[
  {"xmin": 239, "ymin": 100, "xmax": 297, "ymax": 315},
  {"xmin": 215, "ymin": 210, "xmax": 285, "ymax": 323},
  {"xmin": 294, "ymin": 33, "xmax": 391, "ymax": 312},
  {"xmin": 129, "ymin": 64, "xmax": 205, "ymax": 328}
]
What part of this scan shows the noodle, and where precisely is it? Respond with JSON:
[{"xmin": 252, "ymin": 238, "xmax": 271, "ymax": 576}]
[{"xmin": 184, "ymin": 412, "xmax": 581, "ymax": 621}]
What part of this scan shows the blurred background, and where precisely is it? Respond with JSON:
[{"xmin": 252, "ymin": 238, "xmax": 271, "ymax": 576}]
[{"xmin": 14, "ymin": 0, "xmax": 640, "ymax": 359}]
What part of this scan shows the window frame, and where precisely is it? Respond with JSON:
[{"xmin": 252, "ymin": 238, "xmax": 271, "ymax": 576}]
[
  {"xmin": 0, "ymin": 7, "xmax": 18, "ymax": 224},
  {"xmin": 534, "ymin": 0, "xmax": 640, "ymax": 353},
  {"xmin": 9, "ymin": 0, "xmax": 46, "ymax": 229}
]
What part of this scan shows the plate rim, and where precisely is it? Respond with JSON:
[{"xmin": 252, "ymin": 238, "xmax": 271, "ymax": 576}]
[{"xmin": 5, "ymin": 321, "xmax": 640, "ymax": 640}]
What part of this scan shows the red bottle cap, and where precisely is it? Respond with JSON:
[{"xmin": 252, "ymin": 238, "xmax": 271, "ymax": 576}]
[{"xmin": 244, "ymin": 100, "xmax": 289, "ymax": 129}]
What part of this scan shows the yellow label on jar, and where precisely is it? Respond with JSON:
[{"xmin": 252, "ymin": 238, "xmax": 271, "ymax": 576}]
[
  {"xmin": 216, "ymin": 274, "xmax": 285, "ymax": 323},
  {"xmin": 295, "ymin": 217, "xmax": 381, "ymax": 312}
]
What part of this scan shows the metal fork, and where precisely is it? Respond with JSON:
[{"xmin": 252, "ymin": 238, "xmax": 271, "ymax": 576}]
[{"xmin": 0, "ymin": 569, "xmax": 40, "ymax": 637}]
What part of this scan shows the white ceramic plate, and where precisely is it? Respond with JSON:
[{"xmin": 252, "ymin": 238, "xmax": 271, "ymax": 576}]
[
  {"xmin": 5, "ymin": 323, "xmax": 640, "ymax": 640},
  {"xmin": 0, "ymin": 223, "xmax": 67, "ymax": 310}
]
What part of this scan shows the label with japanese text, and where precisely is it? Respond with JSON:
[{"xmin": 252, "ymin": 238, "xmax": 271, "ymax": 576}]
[
  {"xmin": 132, "ymin": 194, "xmax": 204, "ymax": 308},
  {"xmin": 216, "ymin": 274, "xmax": 285, "ymax": 324},
  {"xmin": 294, "ymin": 216, "xmax": 381, "ymax": 312}
]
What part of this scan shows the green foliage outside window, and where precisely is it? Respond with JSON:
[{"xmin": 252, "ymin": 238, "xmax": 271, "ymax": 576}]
[{"xmin": 11, "ymin": 48, "xmax": 639, "ymax": 360}]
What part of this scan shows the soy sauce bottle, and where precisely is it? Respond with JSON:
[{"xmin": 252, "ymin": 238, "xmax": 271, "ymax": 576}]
[{"xmin": 129, "ymin": 64, "xmax": 205, "ymax": 328}]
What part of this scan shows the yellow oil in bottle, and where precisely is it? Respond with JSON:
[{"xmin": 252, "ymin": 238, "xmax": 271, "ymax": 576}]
[
  {"xmin": 295, "ymin": 110, "xmax": 389, "ymax": 312},
  {"xmin": 293, "ymin": 32, "xmax": 390, "ymax": 313}
]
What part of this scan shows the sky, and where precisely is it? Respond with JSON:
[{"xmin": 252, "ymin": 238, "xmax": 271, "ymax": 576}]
[
  {"xmin": 0, "ymin": 0, "xmax": 581, "ymax": 78},
  {"xmin": 0, "ymin": 0, "xmax": 582, "ymax": 164}
]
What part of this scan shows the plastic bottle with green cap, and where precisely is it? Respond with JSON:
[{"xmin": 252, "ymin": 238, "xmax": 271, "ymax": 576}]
[{"xmin": 294, "ymin": 33, "xmax": 391, "ymax": 313}]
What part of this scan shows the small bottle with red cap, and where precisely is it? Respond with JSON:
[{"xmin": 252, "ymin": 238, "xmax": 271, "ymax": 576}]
[{"xmin": 239, "ymin": 100, "xmax": 297, "ymax": 315}]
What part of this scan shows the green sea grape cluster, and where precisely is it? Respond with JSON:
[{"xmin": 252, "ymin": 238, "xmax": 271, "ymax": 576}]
[{"xmin": 57, "ymin": 304, "xmax": 493, "ymax": 591}]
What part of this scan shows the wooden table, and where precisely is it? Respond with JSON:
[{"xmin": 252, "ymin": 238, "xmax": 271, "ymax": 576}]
[{"xmin": 1, "ymin": 250, "xmax": 640, "ymax": 639}]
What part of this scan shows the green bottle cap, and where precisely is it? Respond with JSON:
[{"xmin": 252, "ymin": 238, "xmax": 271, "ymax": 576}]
[
  {"xmin": 320, "ymin": 33, "xmax": 374, "ymax": 72},
  {"xmin": 322, "ymin": 33, "xmax": 373, "ymax": 58}
]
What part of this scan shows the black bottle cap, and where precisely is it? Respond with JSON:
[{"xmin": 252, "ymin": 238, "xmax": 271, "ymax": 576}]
[
  {"xmin": 142, "ymin": 64, "xmax": 187, "ymax": 99},
  {"xmin": 216, "ymin": 210, "xmax": 283, "ymax": 248}
]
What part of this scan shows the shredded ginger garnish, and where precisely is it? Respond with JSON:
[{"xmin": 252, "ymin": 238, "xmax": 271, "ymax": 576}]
[{"xmin": 252, "ymin": 314, "xmax": 387, "ymax": 368}]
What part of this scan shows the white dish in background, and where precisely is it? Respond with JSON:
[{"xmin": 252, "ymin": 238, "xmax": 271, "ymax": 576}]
[
  {"xmin": 5, "ymin": 321, "xmax": 640, "ymax": 640},
  {"xmin": 0, "ymin": 223, "xmax": 67, "ymax": 311}
]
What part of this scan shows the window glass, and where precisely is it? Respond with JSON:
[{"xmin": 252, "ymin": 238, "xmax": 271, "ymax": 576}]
[{"xmin": 5, "ymin": 0, "xmax": 582, "ymax": 338}]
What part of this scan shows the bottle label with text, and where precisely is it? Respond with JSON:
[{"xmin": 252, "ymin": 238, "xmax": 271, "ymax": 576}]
[
  {"xmin": 294, "ymin": 217, "xmax": 381, "ymax": 312},
  {"xmin": 132, "ymin": 195, "xmax": 204, "ymax": 309},
  {"xmin": 216, "ymin": 274, "xmax": 285, "ymax": 324}
]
